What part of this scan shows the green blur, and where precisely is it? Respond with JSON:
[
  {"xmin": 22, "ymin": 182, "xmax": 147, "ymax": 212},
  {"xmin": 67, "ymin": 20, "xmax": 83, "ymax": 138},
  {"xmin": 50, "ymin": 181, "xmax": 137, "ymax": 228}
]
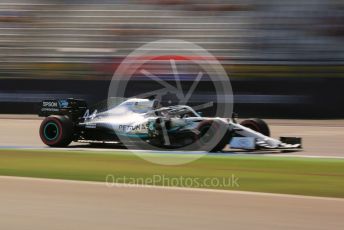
[{"xmin": 0, "ymin": 149, "xmax": 344, "ymax": 198}]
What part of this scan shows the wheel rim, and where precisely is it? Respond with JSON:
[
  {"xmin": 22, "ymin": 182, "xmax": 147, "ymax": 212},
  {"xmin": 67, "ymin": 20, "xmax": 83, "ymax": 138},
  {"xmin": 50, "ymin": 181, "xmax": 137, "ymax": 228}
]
[{"xmin": 43, "ymin": 122, "xmax": 59, "ymax": 141}]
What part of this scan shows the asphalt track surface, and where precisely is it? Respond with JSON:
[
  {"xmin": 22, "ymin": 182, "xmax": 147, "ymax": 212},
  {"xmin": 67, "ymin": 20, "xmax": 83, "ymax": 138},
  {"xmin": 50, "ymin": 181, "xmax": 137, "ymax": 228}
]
[
  {"xmin": 1, "ymin": 176, "xmax": 344, "ymax": 230},
  {"xmin": 0, "ymin": 116, "xmax": 344, "ymax": 229}
]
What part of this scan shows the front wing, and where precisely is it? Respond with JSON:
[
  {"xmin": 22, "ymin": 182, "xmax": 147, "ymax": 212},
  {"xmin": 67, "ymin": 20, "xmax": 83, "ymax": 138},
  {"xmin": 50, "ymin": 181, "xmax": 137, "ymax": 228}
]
[{"xmin": 229, "ymin": 123, "xmax": 302, "ymax": 151}]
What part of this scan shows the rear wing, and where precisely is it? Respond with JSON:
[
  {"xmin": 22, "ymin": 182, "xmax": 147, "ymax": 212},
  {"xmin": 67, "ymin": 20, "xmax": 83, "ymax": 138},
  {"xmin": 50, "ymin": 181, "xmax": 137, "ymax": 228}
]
[{"xmin": 39, "ymin": 98, "xmax": 87, "ymax": 120}]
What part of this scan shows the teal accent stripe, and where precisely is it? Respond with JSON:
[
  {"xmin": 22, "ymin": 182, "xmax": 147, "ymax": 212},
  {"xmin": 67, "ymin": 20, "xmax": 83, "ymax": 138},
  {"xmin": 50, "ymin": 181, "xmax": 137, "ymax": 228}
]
[
  {"xmin": 117, "ymin": 133, "xmax": 149, "ymax": 139},
  {"xmin": 43, "ymin": 122, "xmax": 59, "ymax": 141}
]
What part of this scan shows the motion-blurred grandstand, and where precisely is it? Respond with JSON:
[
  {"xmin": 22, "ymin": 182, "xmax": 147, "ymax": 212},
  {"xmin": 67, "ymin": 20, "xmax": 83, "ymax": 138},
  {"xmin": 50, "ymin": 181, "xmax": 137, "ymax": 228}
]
[{"xmin": 0, "ymin": 0, "xmax": 343, "ymax": 117}]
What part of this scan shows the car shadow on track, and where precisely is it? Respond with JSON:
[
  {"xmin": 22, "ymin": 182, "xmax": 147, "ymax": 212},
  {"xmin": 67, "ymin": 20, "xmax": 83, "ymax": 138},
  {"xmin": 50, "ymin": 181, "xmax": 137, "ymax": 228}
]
[{"xmin": 67, "ymin": 143, "xmax": 299, "ymax": 155}]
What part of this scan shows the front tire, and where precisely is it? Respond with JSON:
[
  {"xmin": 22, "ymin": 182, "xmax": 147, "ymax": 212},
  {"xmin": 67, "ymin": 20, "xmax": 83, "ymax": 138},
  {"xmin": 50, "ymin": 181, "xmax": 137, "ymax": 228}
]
[
  {"xmin": 197, "ymin": 120, "xmax": 231, "ymax": 152},
  {"xmin": 240, "ymin": 118, "xmax": 270, "ymax": 136},
  {"xmin": 39, "ymin": 115, "xmax": 74, "ymax": 147}
]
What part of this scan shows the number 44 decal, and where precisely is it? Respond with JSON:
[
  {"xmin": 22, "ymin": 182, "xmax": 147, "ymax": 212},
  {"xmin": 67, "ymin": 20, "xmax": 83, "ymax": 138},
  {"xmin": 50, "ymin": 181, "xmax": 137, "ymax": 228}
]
[{"xmin": 83, "ymin": 109, "xmax": 98, "ymax": 120}]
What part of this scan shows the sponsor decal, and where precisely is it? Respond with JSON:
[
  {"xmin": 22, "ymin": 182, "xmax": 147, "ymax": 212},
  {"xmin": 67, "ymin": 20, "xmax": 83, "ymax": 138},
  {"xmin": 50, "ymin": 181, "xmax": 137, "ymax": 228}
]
[
  {"xmin": 58, "ymin": 100, "xmax": 69, "ymax": 108},
  {"xmin": 118, "ymin": 124, "xmax": 148, "ymax": 132},
  {"xmin": 85, "ymin": 123, "xmax": 97, "ymax": 129},
  {"xmin": 41, "ymin": 107, "xmax": 59, "ymax": 112},
  {"xmin": 43, "ymin": 101, "xmax": 58, "ymax": 107}
]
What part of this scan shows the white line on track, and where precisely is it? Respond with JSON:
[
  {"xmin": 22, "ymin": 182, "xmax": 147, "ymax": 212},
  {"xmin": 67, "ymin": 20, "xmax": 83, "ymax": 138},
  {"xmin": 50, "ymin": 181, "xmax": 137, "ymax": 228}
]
[{"xmin": 1, "ymin": 175, "xmax": 343, "ymax": 202}]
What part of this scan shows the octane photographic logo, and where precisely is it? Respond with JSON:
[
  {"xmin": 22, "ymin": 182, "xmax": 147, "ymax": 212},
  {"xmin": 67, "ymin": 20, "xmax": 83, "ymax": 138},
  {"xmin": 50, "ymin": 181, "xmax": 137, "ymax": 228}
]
[{"xmin": 108, "ymin": 39, "xmax": 233, "ymax": 165}]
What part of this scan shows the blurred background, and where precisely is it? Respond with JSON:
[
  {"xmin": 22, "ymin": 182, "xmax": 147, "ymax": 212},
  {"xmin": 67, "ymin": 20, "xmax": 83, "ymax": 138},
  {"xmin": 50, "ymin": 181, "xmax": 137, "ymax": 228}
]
[{"xmin": 0, "ymin": 0, "xmax": 343, "ymax": 118}]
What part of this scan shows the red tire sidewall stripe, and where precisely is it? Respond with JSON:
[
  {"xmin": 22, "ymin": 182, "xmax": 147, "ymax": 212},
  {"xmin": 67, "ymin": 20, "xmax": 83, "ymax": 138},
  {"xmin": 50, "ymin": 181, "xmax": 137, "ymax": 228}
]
[{"xmin": 39, "ymin": 117, "xmax": 64, "ymax": 145}]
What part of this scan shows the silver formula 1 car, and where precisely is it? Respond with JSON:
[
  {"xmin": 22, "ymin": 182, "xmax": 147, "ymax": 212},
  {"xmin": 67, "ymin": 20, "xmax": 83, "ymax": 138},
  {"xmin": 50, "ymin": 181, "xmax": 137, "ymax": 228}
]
[{"xmin": 38, "ymin": 97, "xmax": 302, "ymax": 152}]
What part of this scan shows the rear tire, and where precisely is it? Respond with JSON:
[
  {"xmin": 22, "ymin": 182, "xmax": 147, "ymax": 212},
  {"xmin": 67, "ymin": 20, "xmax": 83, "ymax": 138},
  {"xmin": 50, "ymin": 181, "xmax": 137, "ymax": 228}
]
[
  {"xmin": 240, "ymin": 118, "xmax": 270, "ymax": 136},
  {"xmin": 39, "ymin": 115, "xmax": 74, "ymax": 147}
]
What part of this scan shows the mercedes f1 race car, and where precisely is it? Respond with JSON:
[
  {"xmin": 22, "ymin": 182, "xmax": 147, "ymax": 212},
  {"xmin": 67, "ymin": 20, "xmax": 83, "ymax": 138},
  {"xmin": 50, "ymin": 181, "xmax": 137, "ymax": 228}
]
[{"xmin": 38, "ymin": 98, "xmax": 302, "ymax": 152}]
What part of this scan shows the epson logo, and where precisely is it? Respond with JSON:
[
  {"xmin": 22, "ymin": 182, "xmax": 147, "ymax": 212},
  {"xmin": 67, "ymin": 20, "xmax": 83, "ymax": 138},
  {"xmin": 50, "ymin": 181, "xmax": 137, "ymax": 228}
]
[{"xmin": 43, "ymin": 101, "xmax": 58, "ymax": 107}]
